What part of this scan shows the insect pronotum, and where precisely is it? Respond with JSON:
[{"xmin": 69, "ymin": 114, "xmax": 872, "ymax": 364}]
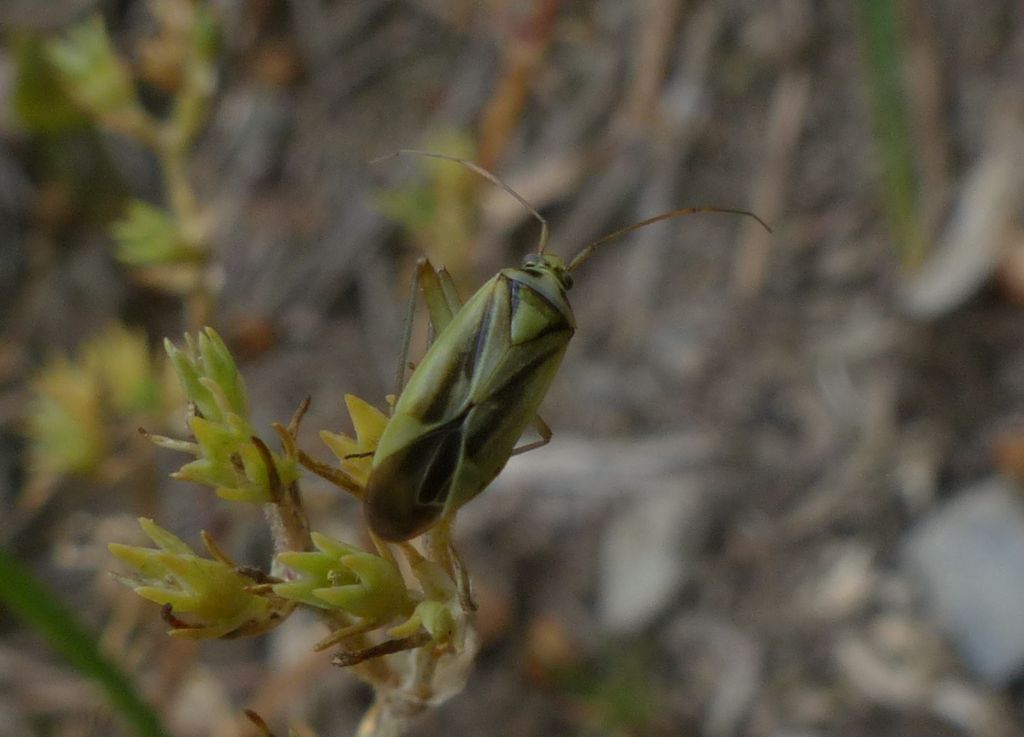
[{"xmin": 363, "ymin": 151, "xmax": 769, "ymax": 541}]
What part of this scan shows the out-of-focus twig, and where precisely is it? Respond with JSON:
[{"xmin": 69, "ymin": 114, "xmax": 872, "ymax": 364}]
[
  {"xmin": 608, "ymin": 3, "xmax": 721, "ymax": 349},
  {"xmin": 618, "ymin": 0, "xmax": 682, "ymax": 131},
  {"xmin": 476, "ymin": 0, "xmax": 563, "ymax": 171},
  {"xmin": 732, "ymin": 71, "xmax": 810, "ymax": 295},
  {"xmin": 904, "ymin": 0, "xmax": 952, "ymax": 236}
]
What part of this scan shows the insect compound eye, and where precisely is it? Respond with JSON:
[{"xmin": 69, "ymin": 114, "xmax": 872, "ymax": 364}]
[{"xmin": 561, "ymin": 272, "xmax": 574, "ymax": 290}]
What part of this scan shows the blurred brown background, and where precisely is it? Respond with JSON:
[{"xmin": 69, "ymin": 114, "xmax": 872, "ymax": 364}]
[{"xmin": 3, "ymin": 0, "xmax": 1024, "ymax": 736}]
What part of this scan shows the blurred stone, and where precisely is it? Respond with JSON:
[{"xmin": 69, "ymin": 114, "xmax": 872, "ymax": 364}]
[
  {"xmin": 904, "ymin": 477, "xmax": 1024, "ymax": 684},
  {"xmin": 900, "ymin": 103, "xmax": 1024, "ymax": 317},
  {"xmin": 835, "ymin": 628, "xmax": 930, "ymax": 708},
  {"xmin": 799, "ymin": 542, "xmax": 876, "ymax": 620},
  {"xmin": 598, "ymin": 482, "xmax": 708, "ymax": 632},
  {"xmin": 930, "ymin": 679, "xmax": 1000, "ymax": 734},
  {"xmin": 170, "ymin": 667, "xmax": 236, "ymax": 736},
  {"xmin": 666, "ymin": 616, "xmax": 762, "ymax": 737}
]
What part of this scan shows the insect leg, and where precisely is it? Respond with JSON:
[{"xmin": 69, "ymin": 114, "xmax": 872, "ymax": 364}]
[
  {"xmin": 435, "ymin": 266, "xmax": 463, "ymax": 317},
  {"xmin": 293, "ymin": 447, "xmax": 363, "ymax": 496},
  {"xmin": 448, "ymin": 540, "xmax": 477, "ymax": 612},
  {"xmin": 418, "ymin": 258, "xmax": 461, "ymax": 332},
  {"xmin": 331, "ymin": 632, "xmax": 433, "ymax": 667},
  {"xmin": 393, "ymin": 259, "xmax": 425, "ymax": 401},
  {"xmin": 511, "ymin": 414, "xmax": 553, "ymax": 456},
  {"xmin": 313, "ymin": 618, "xmax": 380, "ymax": 652},
  {"xmin": 395, "ymin": 258, "xmax": 462, "ymax": 401}
]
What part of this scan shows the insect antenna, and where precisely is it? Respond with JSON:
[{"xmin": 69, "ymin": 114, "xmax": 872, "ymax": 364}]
[
  {"xmin": 567, "ymin": 206, "xmax": 772, "ymax": 272},
  {"xmin": 371, "ymin": 149, "xmax": 550, "ymax": 254}
]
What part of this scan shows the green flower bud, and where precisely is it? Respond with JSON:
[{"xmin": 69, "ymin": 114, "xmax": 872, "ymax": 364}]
[
  {"xmin": 164, "ymin": 337, "xmax": 221, "ymax": 423},
  {"xmin": 196, "ymin": 328, "xmax": 247, "ymax": 418},
  {"xmin": 159, "ymin": 329, "xmax": 296, "ymax": 504}
]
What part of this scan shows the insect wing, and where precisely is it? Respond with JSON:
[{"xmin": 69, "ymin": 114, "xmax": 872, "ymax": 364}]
[
  {"xmin": 365, "ymin": 274, "xmax": 507, "ymax": 539},
  {"xmin": 364, "ymin": 416, "xmax": 468, "ymax": 540},
  {"xmin": 381, "ymin": 274, "xmax": 504, "ymax": 443},
  {"xmin": 365, "ymin": 272, "xmax": 573, "ymax": 540},
  {"xmin": 449, "ymin": 276, "xmax": 572, "ymax": 509}
]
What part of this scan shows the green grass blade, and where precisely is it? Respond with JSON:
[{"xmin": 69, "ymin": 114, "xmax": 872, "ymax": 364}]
[
  {"xmin": 0, "ymin": 546, "xmax": 171, "ymax": 737},
  {"xmin": 857, "ymin": 0, "xmax": 924, "ymax": 266}
]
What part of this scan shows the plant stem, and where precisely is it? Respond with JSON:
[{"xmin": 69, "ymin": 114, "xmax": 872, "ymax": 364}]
[{"xmin": 155, "ymin": 124, "xmax": 212, "ymax": 328}]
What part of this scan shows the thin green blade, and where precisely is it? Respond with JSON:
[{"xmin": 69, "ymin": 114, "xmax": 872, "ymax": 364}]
[{"xmin": 0, "ymin": 546, "xmax": 170, "ymax": 737}]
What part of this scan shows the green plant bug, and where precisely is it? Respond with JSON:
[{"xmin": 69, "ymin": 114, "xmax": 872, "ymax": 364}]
[{"xmin": 364, "ymin": 151, "xmax": 769, "ymax": 541}]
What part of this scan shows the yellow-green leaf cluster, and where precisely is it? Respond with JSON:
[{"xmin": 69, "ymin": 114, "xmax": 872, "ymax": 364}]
[
  {"xmin": 111, "ymin": 200, "xmax": 198, "ymax": 266},
  {"xmin": 84, "ymin": 322, "xmax": 168, "ymax": 415},
  {"xmin": 45, "ymin": 16, "xmax": 153, "ymax": 141},
  {"xmin": 27, "ymin": 323, "xmax": 180, "ymax": 477},
  {"xmin": 11, "ymin": 33, "xmax": 90, "ymax": 134},
  {"xmin": 274, "ymin": 532, "xmax": 413, "ymax": 623},
  {"xmin": 109, "ymin": 518, "xmax": 281, "ymax": 639},
  {"xmin": 320, "ymin": 394, "xmax": 390, "ymax": 489},
  {"xmin": 46, "ymin": 8, "xmax": 221, "ymax": 274},
  {"xmin": 273, "ymin": 532, "xmax": 464, "ymax": 647},
  {"xmin": 27, "ymin": 360, "xmax": 105, "ymax": 476}
]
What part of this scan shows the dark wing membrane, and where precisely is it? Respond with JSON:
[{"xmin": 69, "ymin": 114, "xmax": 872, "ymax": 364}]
[{"xmin": 364, "ymin": 417, "xmax": 467, "ymax": 541}]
